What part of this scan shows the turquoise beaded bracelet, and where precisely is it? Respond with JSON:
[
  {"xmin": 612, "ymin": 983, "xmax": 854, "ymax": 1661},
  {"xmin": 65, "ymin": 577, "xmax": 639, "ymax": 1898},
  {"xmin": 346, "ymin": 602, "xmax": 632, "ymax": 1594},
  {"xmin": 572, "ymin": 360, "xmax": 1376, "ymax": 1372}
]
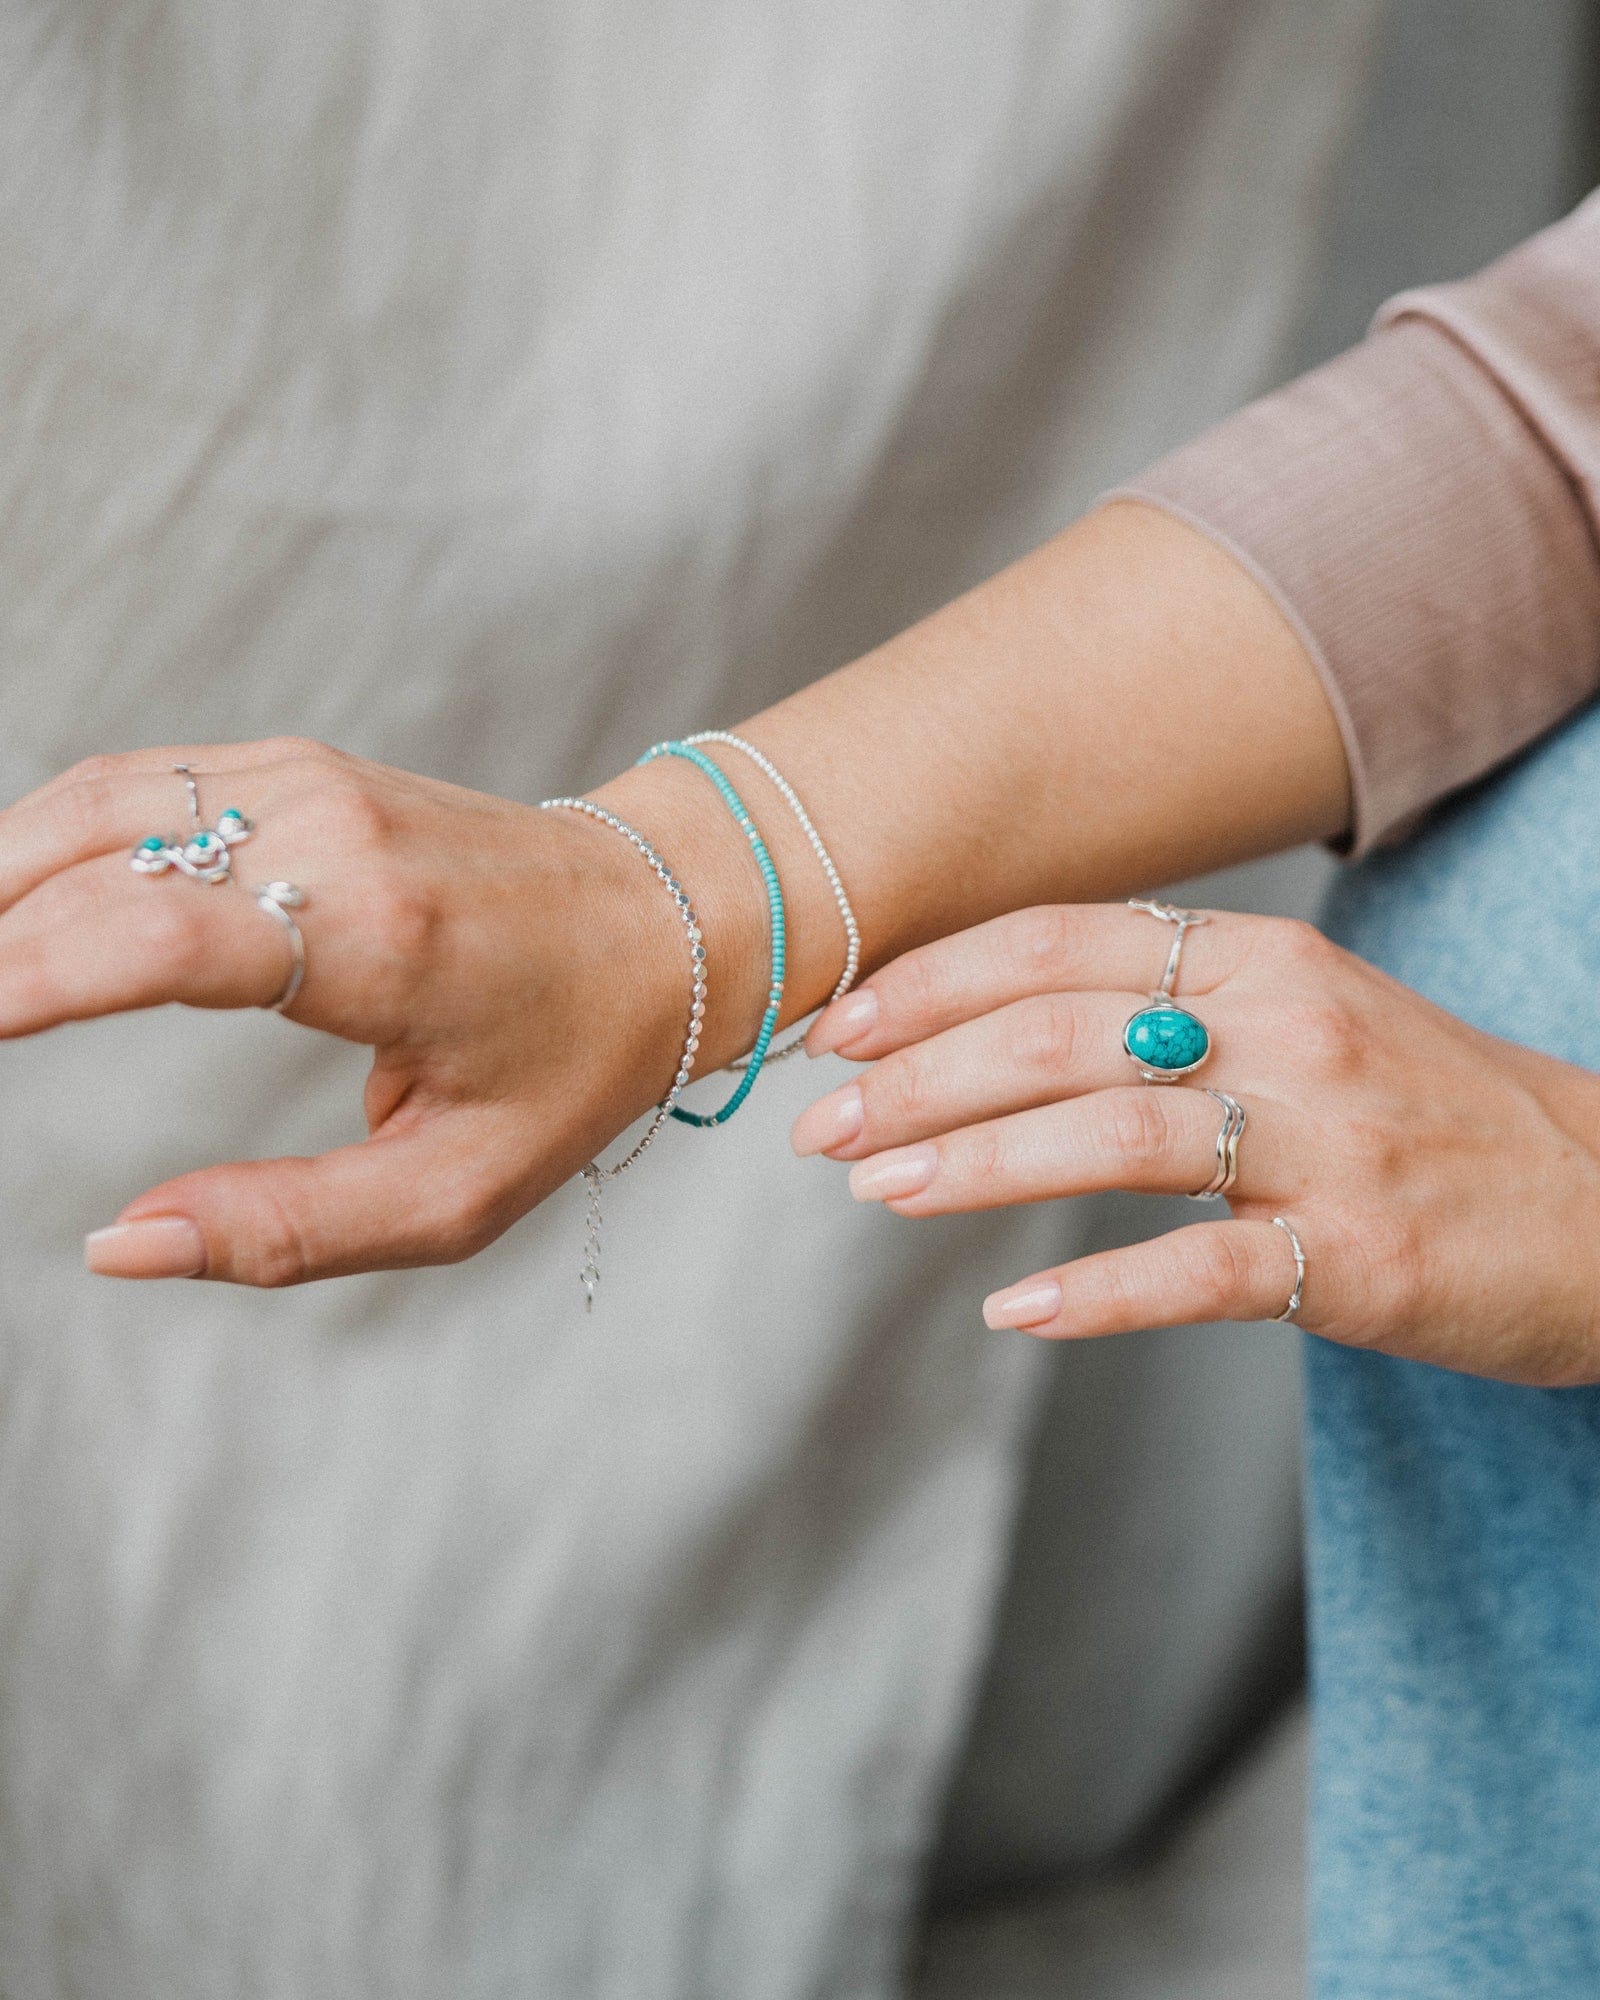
[{"xmin": 636, "ymin": 739, "xmax": 786, "ymax": 1126}]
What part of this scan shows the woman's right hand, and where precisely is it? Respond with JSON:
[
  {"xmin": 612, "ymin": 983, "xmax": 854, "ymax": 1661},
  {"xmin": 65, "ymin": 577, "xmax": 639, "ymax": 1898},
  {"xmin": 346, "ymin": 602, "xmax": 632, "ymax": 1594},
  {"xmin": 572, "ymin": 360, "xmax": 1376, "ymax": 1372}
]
[{"xmin": 0, "ymin": 738, "xmax": 783, "ymax": 1286}]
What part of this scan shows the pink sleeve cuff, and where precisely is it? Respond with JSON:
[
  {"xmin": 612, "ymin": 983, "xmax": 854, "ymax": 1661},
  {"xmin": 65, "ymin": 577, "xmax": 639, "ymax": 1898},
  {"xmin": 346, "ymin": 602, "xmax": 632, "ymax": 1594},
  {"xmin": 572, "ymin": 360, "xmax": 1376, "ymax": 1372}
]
[{"xmin": 1110, "ymin": 194, "xmax": 1600, "ymax": 857}]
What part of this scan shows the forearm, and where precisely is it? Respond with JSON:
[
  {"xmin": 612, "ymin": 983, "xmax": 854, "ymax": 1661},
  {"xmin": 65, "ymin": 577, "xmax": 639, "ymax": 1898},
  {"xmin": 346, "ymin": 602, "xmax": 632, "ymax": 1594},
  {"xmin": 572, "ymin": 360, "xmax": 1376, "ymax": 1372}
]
[
  {"xmin": 602, "ymin": 194, "xmax": 1600, "ymax": 1085},
  {"xmin": 595, "ymin": 499, "xmax": 1348, "ymax": 1072}
]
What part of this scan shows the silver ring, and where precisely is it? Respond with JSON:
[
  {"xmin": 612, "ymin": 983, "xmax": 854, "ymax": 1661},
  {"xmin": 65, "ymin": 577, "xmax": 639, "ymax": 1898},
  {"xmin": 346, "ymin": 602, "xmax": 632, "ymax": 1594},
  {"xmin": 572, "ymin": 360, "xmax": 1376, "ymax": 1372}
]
[
  {"xmin": 130, "ymin": 765, "xmax": 254, "ymax": 884},
  {"xmin": 1127, "ymin": 898, "xmax": 1210, "ymax": 1001},
  {"xmin": 1124, "ymin": 901, "xmax": 1213, "ymax": 1084},
  {"xmin": 130, "ymin": 768, "xmax": 305, "ymax": 1010},
  {"xmin": 1271, "ymin": 1216, "xmax": 1306, "ymax": 1322},
  {"xmin": 253, "ymin": 883, "xmax": 307, "ymax": 1012},
  {"xmin": 1189, "ymin": 1090, "xmax": 1246, "ymax": 1199}
]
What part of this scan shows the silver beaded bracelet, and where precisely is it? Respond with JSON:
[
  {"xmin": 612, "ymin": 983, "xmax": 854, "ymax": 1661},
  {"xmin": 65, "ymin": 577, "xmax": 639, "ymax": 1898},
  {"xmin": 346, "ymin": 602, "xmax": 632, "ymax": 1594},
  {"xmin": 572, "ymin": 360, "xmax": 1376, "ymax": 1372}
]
[
  {"xmin": 683, "ymin": 731, "xmax": 860, "ymax": 1062},
  {"xmin": 539, "ymin": 797, "xmax": 707, "ymax": 1308}
]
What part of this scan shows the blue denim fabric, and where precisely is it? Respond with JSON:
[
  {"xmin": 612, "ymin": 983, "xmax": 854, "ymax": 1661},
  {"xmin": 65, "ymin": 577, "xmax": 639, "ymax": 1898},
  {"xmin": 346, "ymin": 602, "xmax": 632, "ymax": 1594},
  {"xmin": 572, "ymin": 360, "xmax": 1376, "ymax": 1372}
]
[{"xmin": 1311, "ymin": 698, "xmax": 1600, "ymax": 1997}]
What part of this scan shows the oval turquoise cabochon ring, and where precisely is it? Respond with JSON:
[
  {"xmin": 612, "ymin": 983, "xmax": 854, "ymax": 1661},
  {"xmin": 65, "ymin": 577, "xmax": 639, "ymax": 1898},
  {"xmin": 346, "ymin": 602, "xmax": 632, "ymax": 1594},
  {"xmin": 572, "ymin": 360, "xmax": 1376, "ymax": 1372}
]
[{"xmin": 1123, "ymin": 1003, "xmax": 1211, "ymax": 1080}]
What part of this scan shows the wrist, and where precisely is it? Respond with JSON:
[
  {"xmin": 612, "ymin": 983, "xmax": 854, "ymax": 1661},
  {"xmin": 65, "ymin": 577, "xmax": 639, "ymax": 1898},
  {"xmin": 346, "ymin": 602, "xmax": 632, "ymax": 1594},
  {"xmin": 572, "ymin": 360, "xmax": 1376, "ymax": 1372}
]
[{"xmin": 591, "ymin": 744, "xmax": 846, "ymax": 1083}]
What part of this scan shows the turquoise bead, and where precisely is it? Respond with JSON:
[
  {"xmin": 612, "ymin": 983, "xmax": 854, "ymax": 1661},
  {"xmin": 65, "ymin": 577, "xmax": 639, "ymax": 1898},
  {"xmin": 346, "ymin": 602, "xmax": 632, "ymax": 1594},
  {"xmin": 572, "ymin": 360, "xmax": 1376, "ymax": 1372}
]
[
  {"xmin": 138, "ymin": 835, "xmax": 165, "ymax": 852},
  {"xmin": 1123, "ymin": 1004, "xmax": 1210, "ymax": 1075},
  {"xmin": 637, "ymin": 739, "xmax": 787, "ymax": 1128}
]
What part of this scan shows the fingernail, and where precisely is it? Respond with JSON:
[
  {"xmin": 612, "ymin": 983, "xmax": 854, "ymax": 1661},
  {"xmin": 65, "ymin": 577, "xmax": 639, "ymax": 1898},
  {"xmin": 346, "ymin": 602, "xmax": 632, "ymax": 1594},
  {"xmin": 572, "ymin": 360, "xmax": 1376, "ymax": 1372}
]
[
  {"xmin": 808, "ymin": 988, "xmax": 878, "ymax": 1056},
  {"xmin": 791, "ymin": 1083, "xmax": 864, "ymax": 1156},
  {"xmin": 84, "ymin": 1217, "xmax": 207, "ymax": 1280},
  {"xmin": 848, "ymin": 1143, "xmax": 936, "ymax": 1203},
  {"xmin": 983, "ymin": 1279, "xmax": 1062, "ymax": 1331}
]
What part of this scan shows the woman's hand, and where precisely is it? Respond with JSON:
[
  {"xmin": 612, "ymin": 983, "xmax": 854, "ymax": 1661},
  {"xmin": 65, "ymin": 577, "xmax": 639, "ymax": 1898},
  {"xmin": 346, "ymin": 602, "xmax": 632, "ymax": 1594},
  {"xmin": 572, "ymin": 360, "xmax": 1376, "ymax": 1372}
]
[
  {"xmin": 792, "ymin": 904, "xmax": 1600, "ymax": 1387},
  {"xmin": 0, "ymin": 739, "xmax": 788, "ymax": 1286}
]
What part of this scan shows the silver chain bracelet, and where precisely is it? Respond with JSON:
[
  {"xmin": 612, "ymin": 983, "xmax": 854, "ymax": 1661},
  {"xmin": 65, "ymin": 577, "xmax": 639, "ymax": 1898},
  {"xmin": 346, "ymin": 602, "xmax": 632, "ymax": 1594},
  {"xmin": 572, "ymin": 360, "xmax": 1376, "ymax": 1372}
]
[{"xmin": 539, "ymin": 798, "xmax": 707, "ymax": 1308}]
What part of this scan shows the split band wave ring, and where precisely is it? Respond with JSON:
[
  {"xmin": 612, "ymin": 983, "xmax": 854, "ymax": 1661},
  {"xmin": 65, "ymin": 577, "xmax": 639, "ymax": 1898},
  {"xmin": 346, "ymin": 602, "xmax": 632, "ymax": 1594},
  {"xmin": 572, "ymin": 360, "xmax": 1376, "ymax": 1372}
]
[
  {"xmin": 130, "ymin": 763, "xmax": 308, "ymax": 1011},
  {"xmin": 1189, "ymin": 1090, "xmax": 1246, "ymax": 1200}
]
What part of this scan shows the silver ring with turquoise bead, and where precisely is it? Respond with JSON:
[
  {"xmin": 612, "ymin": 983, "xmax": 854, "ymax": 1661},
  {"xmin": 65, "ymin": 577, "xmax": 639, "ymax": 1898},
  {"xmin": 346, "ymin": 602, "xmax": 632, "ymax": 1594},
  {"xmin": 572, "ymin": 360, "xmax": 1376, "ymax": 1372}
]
[
  {"xmin": 130, "ymin": 765, "xmax": 254, "ymax": 884},
  {"xmin": 1124, "ymin": 898, "xmax": 1213, "ymax": 1082}
]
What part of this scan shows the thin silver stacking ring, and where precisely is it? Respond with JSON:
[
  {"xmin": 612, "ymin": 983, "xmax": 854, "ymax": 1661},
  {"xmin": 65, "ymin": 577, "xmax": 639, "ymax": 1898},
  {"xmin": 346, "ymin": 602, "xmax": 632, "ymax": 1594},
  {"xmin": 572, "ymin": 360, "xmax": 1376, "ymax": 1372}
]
[
  {"xmin": 1189, "ymin": 1090, "xmax": 1246, "ymax": 1200},
  {"xmin": 1127, "ymin": 898, "xmax": 1210, "ymax": 1002},
  {"xmin": 1271, "ymin": 1216, "xmax": 1306, "ymax": 1322},
  {"xmin": 253, "ymin": 883, "xmax": 308, "ymax": 1012}
]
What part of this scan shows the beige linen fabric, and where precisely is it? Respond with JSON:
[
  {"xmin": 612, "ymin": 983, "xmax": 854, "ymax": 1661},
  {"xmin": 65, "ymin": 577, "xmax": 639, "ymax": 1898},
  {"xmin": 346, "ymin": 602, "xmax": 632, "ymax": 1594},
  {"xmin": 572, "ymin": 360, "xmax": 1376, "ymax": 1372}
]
[{"xmin": 0, "ymin": 5, "xmax": 1375, "ymax": 1996}]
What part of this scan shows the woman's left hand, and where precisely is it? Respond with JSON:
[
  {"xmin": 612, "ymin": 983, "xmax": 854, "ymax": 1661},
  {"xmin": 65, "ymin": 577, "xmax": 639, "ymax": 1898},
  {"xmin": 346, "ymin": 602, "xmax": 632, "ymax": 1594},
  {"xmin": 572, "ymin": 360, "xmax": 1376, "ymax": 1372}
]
[{"xmin": 792, "ymin": 904, "xmax": 1600, "ymax": 1387}]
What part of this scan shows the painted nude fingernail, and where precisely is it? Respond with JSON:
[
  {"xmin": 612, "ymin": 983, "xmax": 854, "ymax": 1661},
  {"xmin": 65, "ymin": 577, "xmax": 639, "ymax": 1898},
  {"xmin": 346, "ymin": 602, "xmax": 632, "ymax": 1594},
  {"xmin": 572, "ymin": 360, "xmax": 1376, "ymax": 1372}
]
[
  {"xmin": 983, "ymin": 1279, "xmax": 1063, "ymax": 1331},
  {"xmin": 808, "ymin": 988, "xmax": 878, "ymax": 1056},
  {"xmin": 848, "ymin": 1143, "xmax": 936, "ymax": 1203},
  {"xmin": 84, "ymin": 1217, "xmax": 207, "ymax": 1280},
  {"xmin": 791, "ymin": 1083, "xmax": 865, "ymax": 1156}
]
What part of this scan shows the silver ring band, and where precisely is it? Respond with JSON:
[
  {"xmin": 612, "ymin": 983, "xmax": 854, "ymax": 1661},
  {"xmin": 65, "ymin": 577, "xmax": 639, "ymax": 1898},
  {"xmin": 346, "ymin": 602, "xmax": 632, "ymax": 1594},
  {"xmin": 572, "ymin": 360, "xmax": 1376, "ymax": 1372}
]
[
  {"xmin": 1127, "ymin": 898, "xmax": 1210, "ymax": 1002},
  {"xmin": 1189, "ymin": 1090, "xmax": 1246, "ymax": 1199},
  {"xmin": 1271, "ymin": 1216, "xmax": 1306, "ymax": 1322},
  {"xmin": 253, "ymin": 882, "xmax": 307, "ymax": 1012}
]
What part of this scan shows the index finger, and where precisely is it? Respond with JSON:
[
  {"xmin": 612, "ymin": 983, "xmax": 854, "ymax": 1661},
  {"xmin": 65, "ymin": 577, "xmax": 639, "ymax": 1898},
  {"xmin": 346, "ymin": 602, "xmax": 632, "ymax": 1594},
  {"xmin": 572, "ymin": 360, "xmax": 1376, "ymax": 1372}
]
[
  {"xmin": 0, "ymin": 740, "xmax": 321, "ymax": 914},
  {"xmin": 806, "ymin": 903, "xmax": 1241, "ymax": 1061}
]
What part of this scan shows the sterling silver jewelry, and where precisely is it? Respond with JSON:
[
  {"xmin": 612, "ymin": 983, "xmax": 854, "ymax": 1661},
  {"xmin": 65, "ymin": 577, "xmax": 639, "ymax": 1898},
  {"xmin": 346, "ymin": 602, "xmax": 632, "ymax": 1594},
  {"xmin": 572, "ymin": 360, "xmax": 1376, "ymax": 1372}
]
[
  {"xmin": 1129, "ymin": 899, "xmax": 1209, "ymax": 1000},
  {"xmin": 540, "ymin": 796, "xmax": 706, "ymax": 1308},
  {"xmin": 683, "ymin": 731, "xmax": 860, "ymax": 1064},
  {"xmin": 1271, "ymin": 1216, "xmax": 1306, "ymax": 1323},
  {"xmin": 1123, "ymin": 899, "xmax": 1213, "ymax": 1082},
  {"xmin": 130, "ymin": 763, "xmax": 254, "ymax": 883},
  {"xmin": 131, "ymin": 765, "xmax": 309, "ymax": 1010},
  {"xmin": 253, "ymin": 882, "xmax": 308, "ymax": 1011},
  {"xmin": 1189, "ymin": 1090, "xmax": 1246, "ymax": 1200}
]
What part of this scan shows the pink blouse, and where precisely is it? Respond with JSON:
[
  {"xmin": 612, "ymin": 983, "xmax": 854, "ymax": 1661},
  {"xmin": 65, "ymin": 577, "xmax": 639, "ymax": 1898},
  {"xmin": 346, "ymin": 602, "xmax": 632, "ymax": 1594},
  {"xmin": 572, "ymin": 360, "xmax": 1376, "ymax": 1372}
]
[{"xmin": 1118, "ymin": 190, "xmax": 1600, "ymax": 856}]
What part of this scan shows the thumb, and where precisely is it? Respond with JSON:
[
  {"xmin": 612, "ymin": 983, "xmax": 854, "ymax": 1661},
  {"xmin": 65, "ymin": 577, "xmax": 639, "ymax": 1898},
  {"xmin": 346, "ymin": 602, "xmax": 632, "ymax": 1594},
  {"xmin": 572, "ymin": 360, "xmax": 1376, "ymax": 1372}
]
[{"xmin": 84, "ymin": 1115, "xmax": 514, "ymax": 1286}]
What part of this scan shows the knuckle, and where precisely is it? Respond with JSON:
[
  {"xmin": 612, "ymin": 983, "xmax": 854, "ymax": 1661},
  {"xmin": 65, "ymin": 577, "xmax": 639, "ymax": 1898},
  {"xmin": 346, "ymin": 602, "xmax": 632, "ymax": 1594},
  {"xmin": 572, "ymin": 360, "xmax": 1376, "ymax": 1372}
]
[
  {"xmin": 1083, "ymin": 1254, "xmax": 1139, "ymax": 1320},
  {"xmin": 1262, "ymin": 915, "xmax": 1336, "ymax": 971},
  {"xmin": 1341, "ymin": 1108, "xmax": 1408, "ymax": 1184},
  {"xmin": 1285, "ymin": 996, "xmax": 1363, "ymax": 1080},
  {"xmin": 231, "ymin": 1180, "xmax": 315, "ymax": 1289},
  {"xmin": 316, "ymin": 772, "xmax": 391, "ymax": 847},
  {"xmin": 1010, "ymin": 905, "xmax": 1077, "ymax": 977},
  {"xmin": 62, "ymin": 751, "xmax": 125, "ymax": 791},
  {"xmin": 1007, "ymin": 992, "xmax": 1079, "ymax": 1080},
  {"xmin": 56, "ymin": 758, "xmax": 123, "ymax": 836},
  {"xmin": 365, "ymin": 873, "xmax": 441, "ymax": 987},
  {"xmin": 954, "ymin": 1126, "xmax": 1008, "ymax": 1190},
  {"xmin": 1094, "ymin": 1087, "xmax": 1173, "ymax": 1166},
  {"xmin": 432, "ymin": 1174, "xmax": 507, "ymax": 1262},
  {"xmin": 4, "ymin": 952, "xmax": 63, "ymax": 1025},
  {"xmin": 1344, "ymin": 1206, "xmax": 1426, "ymax": 1329},
  {"xmin": 1182, "ymin": 1227, "xmax": 1255, "ymax": 1314},
  {"xmin": 873, "ymin": 1049, "xmax": 932, "ymax": 1127},
  {"xmin": 140, "ymin": 889, "xmax": 212, "ymax": 979},
  {"xmin": 885, "ymin": 945, "xmax": 942, "ymax": 1031},
  {"xmin": 260, "ymin": 734, "xmax": 339, "ymax": 767}
]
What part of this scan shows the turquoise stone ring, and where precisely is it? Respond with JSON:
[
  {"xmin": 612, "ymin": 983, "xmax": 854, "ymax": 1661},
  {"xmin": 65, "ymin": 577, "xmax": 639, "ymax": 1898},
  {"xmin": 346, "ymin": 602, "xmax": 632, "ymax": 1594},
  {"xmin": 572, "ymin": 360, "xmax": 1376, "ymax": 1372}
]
[{"xmin": 1123, "ymin": 1003, "xmax": 1211, "ymax": 1080}]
